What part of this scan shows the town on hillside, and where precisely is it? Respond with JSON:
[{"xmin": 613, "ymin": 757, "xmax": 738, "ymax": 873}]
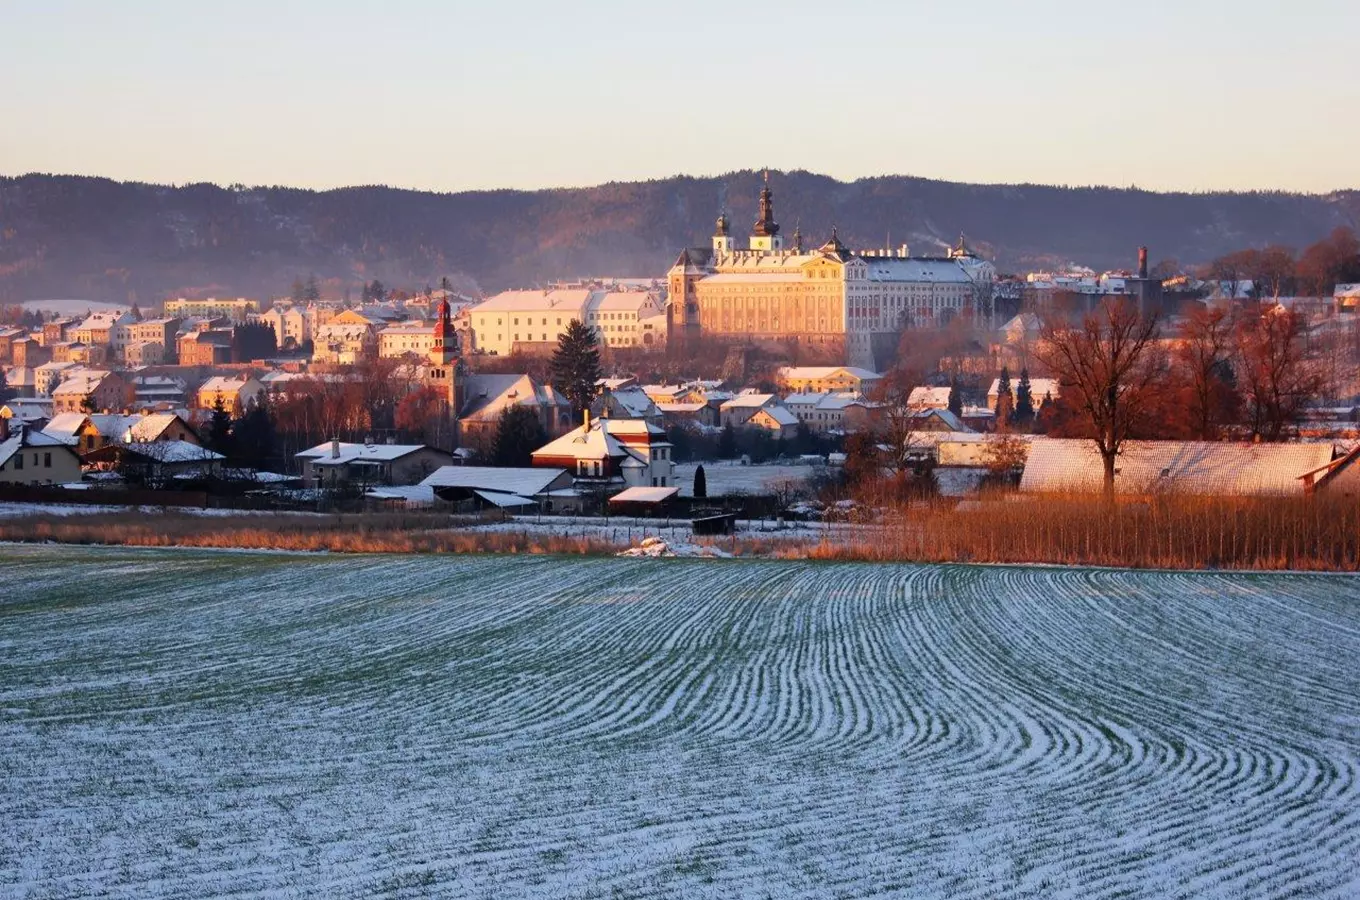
[{"xmin": 4, "ymin": 180, "xmax": 1360, "ymax": 527}]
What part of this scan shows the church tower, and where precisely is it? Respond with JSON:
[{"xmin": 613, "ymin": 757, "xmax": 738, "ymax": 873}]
[
  {"xmin": 712, "ymin": 212, "xmax": 734, "ymax": 254},
  {"xmin": 427, "ymin": 296, "xmax": 460, "ymax": 410},
  {"xmin": 749, "ymin": 170, "xmax": 784, "ymax": 252}
]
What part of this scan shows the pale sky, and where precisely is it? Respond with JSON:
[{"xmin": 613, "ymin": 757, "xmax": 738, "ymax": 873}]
[{"xmin": 2, "ymin": 0, "xmax": 1357, "ymax": 193}]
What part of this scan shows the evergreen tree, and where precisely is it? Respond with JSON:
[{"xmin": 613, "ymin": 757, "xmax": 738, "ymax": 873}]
[
  {"xmin": 947, "ymin": 377, "xmax": 963, "ymax": 418},
  {"xmin": 717, "ymin": 423, "xmax": 738, "ymax": 460},
  {"xmin": 129, "ymin": 302, "xmax": 142, "ymax": 321},
  {"xmin": 993, "ymin": 366, "xmax": 1014, "ymax": 431},
  {"xmin": 206, "ymin": 396, "xmax": 234, "ymax": 457},
  {"xmin": 1013, "ymin": 368, "xmax": 1035, "ymax": 426},
  {"xmin": 290, "ymin": 278, "xmax": 307, "ymax": 304},
  {"xmin": 232, "ymin": 397, "xmax": 276, "ymax": 470},
  {"xmin": 0, "ymin": 368, "xmax": 12, "ymax": 406},
  {"xmin": 693, "ymin": 464, "xmax": 708, "ymax": 499},
  {"xmin": 491, "ymin": 406, "xmax": 548, "ymax": 467},
  {"xmin": 303, "ymin": 274, "xmax": 321, "ymax": 304},
  {"xmin": 439, "ymin": 276, "xmax": 453, "ymax": 293},
  {"xmin": 549, "ymin": 319, "xmax": 602, "ymax": 415}
]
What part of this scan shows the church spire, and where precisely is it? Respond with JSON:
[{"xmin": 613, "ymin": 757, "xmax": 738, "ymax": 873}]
[{"xmin": 752, "ymin": 168, "xmax": 779, "ymax": 238}]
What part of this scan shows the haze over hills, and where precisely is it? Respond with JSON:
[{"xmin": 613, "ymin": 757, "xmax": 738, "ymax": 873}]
[{"xmin": 1, "ymin": 171, "xmax": 1357, "ymax": 305}]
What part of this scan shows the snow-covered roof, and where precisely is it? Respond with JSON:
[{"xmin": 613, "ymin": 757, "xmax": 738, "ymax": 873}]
[
  {"xmin": 609, "ymin": 485, "xmax": 679, "ymax": 504},
  {"xmin": 297, "ymin": 441, "xmax": 432, "ymax": 463},
  {"xmin": 721, "ymin": 393, "xmax": 776, "ymax": 410},
  {"xmin": 41, "ymin": 413, "xmax": 91, "ymax": 443},
  {"xmin": 199, "ymin": 376, "xmax": 260, "ymax": 395},
  {"xmin": 471, "ymin": 289, "xmax": 593, "ymax": 314},
  {"xmin": 778, "ymin": 366, "xmax": 880, "ymax": 381},
  {"xmin": 119, "ymin": 440, "xmax": 224, "ymax": 464},
  {"xmin": 754, "ymin": 406, "xmax": 799, "ymax": 427},
  {"xmin": 419, "ymin": 465, "xmax": 568, "ymax": 497},
  {"xmin": 0, "ymin": 428, "xmax": 71, "ymax": 468},
  {"xmin": 1020, "ymin": 439, "xmax": 1334, "ymax": 496},
  {"xmin": 475, "ymin": 489, "xmax": 538, "ymax": 508},
  {"xmin": 864, "ymin": 258, "xmax": 974, "ymax": 283},
  {"xmin": 989, "ymin": 377, "xmax": 1061, "ymax": 400},
  {"xmin": 603, "ymin": 387, "xmax": 659, "ymax": 418},
  {"xmin": 907, "ymin": 386, "xmax": 952, "ymax": 409}
]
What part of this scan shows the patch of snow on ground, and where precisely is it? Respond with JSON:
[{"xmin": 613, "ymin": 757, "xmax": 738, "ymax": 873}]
[{"xmin": 616, "ymin": 536, "xmax": 733, "ymax": 558}]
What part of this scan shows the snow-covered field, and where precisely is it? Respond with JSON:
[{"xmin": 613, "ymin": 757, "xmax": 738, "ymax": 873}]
[
  {"xmin": 672, "ymin": 461, "xmax": 817, "ymax": 497},
  {"xmin": 2, "ymin": 546, "xmax": 1358, "ymax": 898}
]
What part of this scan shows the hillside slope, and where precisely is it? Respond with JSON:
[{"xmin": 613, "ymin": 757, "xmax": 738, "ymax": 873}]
[{"xmin": 1, "ymin": 171, "xmax": 1356, "ymax": 303}]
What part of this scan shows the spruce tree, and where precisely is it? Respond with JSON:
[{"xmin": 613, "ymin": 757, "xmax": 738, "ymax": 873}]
[
  {"xmin": 717, "ymin": 424, "xmax": 738, "ymax": 460},
  {"xmin": 0, "ymin": 368, "xmax": 12, "ymax": 406},
  {"xmin": 491, "ymin": 406, "xmax": 548, "ymax": 467},
  {"xmin": 995, "ymin": 366, "xmax": 1014, "ymax": 415},
  {"xmin": 206, "ymin": 396, "xmax": 234, "ymax": 458},
  {"xmin": 549, "ymin": 319, "xmax": 602, "ymax": 416},
  {"xmin": 693, "ymin": 464, "xmax": 708, "ymax": 499},
  {"xmin": 304, "ymin": 274, "xmax": 321, "ymax": 304},
  {"xmin": 947, "ymin": 377, "xmax": 963, "ymax": 418},
  {"xmin": 1014, "ymin": 368, "xmax": 1035, "ymax": 426}
]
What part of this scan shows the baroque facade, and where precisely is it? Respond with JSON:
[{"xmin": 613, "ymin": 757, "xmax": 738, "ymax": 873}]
[{"xmin": 667, "ymin": 173, "xmax": 996, "ymax": 369}]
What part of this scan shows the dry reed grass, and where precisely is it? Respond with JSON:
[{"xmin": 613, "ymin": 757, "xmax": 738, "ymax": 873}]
[
  {"xmin": 0, "ymin": 511, "xmax": 616, "ymax": 556},
  {"xmin": 3, "ymin": 494, "xmax": 1357, "ymax": 570}
]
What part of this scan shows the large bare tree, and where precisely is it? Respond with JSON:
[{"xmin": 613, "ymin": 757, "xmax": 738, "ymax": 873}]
[
  {"xmin": 1038, "ymin": 300, "xmax": 1163, "ymax": 499},
  {"xmin": 1235, "ymin": 307, "xmax": 1323, "ymax": 442},
  {"xmin": 1175, "ymin": 305, "xmax": 1240, "ymax": 439}
]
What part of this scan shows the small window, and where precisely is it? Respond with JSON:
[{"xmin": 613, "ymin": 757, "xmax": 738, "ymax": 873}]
[
  {"xmin": 14, "ymin": 454, "xmax": 22, "ymax": 470},
  {"xmin": 44, "ymin": 453, "xmax": 51, "ymax": 468}
]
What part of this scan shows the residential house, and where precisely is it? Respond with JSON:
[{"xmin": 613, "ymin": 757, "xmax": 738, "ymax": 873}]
[
  {"xmin": 34, "ymin": 361, "xmax": 79, "ymax": 397},
  {"xmin": 124, "ymin": 341, "xmax": 165, "ymax": 366},
  {"xmin": 656, "ymin": 401, "xmax": 719, "ymax": 430},
  {"xmin": 40, "ymin": 318, "xmax": 77, "ymax": 347},
  {"xmin": 197, "ymin": 376, "xmax": 265, "ymax": 415},
  {"xmin": 906, "ymin": 386, "xmax": 952, "ymax": 410},
  {"xmin": 784, "ymin": 391, "xmax": 861, "ymax": 433},
  {"xmin": 83, "ymin": 440, "xmax": 224, "ymax": 484},
  {"xmin": 1020, "ymin": 439, "xmax": 1335, "ymax": 497},
  {"xmin": 988, "ymin": 377, "xmax": 1061, "ymax": 410},
  {"xmin": 133, "ymin": 375, "xmax": 188, "ymax": 407},
  {"xmin": 592, "ymin": 386, "xmax": 663, "ymax": 426},
  {"xmin": 776, "ymin": 366, "xmax": 882, "ymax": 394},
  {"xmin": 296, "ymin": 440, "xmax": 455, "ymax": 488},
  {"xmin": 72, "ymin": 309, "xmax": 137, "ymax": 355},
  {"xmin": 178, "ymin": 329, "xmax": 235, "ymax": 366},
  {"xmin": 532, "ymin": 414, "xmax": 676, "ymax": 490},
  {"xmin": 378, "ymin": 321, "xmax": 438, "ymax": 359},
  {"xmin": 0, "ymin": 327, "xmax": 26, "ymax": 363},
  {"xmin": 51, "ymin": 371, "xmax": 132, "ymax": 414},
  {"xmin": 257, "ymin": 304, "xmax": 311, "ymax": 349},
  {"xmin": 0, "ymin": 397, "xmax": 53, "ymax": 428},
  {"xmin": 10, "ymin": 336, "xmax": 50, "ymax": 368},
  {"xmin": 746, "ymin": 404, "xmax": 800, "ymax": 439},
  {"xmin": 719, "ymin": 392, "xmax": 789, "ymax": 428},
  {"xmin": 312, "ymin": 322, "xmax": 376, "ymax": 364},
  {"xmin": 122, "ymin": 318, "xmax": 181, "ymax": 362},
  {"xmin": 2, "ymin": 365, "xmax": 37, "ymax": 398},
  {"xmin": 0, "ymin": 420, "xmax": 83, "ymax": 486},
  {"xmin": 456, "ymin": 373, "xmax": 574, "ymax": 440}
]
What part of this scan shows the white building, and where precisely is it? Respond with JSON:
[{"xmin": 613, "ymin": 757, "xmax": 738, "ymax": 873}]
[
  {"xmin": 257, "ymin": 305, "xmax": 312, "ymax": 349},
  {"xmin": 468, "ymin": 289, "xmax": 667, "ymax": 356},
  {"xmin": 378, "ymin": 321, "xmax": 438, "ymax": 359},
  {"xmin": 164, "ymin": 297, "xmax": 259, "ymax": 322}
]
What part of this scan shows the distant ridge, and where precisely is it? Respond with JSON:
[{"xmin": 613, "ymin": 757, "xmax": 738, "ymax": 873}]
[{"xmin": 1, "ymin": 171, "xmax": 1356, "ymax": 303}]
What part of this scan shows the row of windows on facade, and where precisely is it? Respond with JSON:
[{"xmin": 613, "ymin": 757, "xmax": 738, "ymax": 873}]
[{"xmin": 4, "ymin": 452, "xmax": 56, "ymax": 470}]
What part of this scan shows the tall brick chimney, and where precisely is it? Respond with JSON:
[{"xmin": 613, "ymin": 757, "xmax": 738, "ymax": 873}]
[{"xmin": 1137, "ymin": 246, "xmax": 1149, "ymax": 279}]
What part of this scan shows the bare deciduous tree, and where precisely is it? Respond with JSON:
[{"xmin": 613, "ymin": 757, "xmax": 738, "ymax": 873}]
[
  {"xmin": 1235, "ymin": 307, "xmax": 1323, "ymax": 442},
  {"xmin": 1037, "ymin": 300, "xmax": 1163, "ymax": 500},
  {"xmin": 1176, "ymin": 306, "xmax": 1240, "ymax": 440}
]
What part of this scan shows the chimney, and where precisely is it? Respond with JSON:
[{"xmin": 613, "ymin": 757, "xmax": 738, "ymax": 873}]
[
  {"xmin": 0, "ymin": 415, "xmax": 9, "ymax": 442},
  {"xmin": 583, "ymin": 409, "xmax": 591, "ymax": 431},
  {"xmin": 1137, "ymin": 246, "xmax": 1148, "ymax": 279},
  {"xmin": 331, "ymin": 437, "xmax": 340, "ymax": 459}
]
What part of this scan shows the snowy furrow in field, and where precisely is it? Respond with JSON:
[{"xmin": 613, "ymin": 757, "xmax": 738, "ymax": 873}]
[{"xmin": 1, "ymin": 546, "xmax": 1358, "ymax": 898}]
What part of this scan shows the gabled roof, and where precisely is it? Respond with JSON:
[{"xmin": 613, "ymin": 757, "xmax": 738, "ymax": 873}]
[
  {"xmin": 297, "ymin": 441, "xmax": 435, "ymax": 463},
  {"xmin": 458, "ymin": 373, "xmax": 568, "ymax": 422},
  {"xmin": 753, "ymin": 405, "xmax": 799, "ymax": 427},
  {"xmin": 41, "ymin": 412, "xmax": 90, "ymax": 444},
  {"xmin": 419, "ymin": 466, "xmax": 569, "ymax": 497},
  {"xmin": 0, "ymin": 428, "xmax": 72, "ymax": 468},
  {"xmin": 778, "ymin": 366, "xmax": 880, "ymax": 381},
  {"xmin": 721, "ymin": 393, "xmax": 776, "ymax": 410},
  {"xmin": 116, "ymin": 440, "xmax": 223, "ymax": 464}
]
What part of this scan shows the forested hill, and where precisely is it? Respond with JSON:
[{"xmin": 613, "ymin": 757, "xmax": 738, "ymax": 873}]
[{"xmin": 1, "ymin": 171, "xmax": 1357, "ymax": 304}]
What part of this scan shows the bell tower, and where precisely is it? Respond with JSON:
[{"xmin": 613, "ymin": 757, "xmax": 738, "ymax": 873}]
[
  {"xmin": 712, "ymin": 211, "xmax": 734, "ymax": 254},
  {"xmin": 749, "ymin": 169, "xmax": 783, "ymax": 252}
]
